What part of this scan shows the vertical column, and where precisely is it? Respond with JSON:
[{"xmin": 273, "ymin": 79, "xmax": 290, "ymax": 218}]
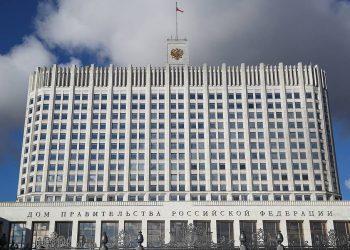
[
  {"xmin": 183, "ymin": 65, "xmax": 191, "ymax": 195},
  {"xmin": 25, "ymin": 221, "xmax": 32, "ymax": 247},
  {"xmin": 19, "ymin": 72, "xmax": 36, "ymax": 199},
  {"xmin": 62, "ymin": 65, "xmax": 76, "ymax": 201},
  {"xmin": 164, "ymin": 220, "xmax": 171, "ymax": 243},
  {"xmin": 95, "ymin": 220, "xmax": 101, "ymax": 247},
  {"xmin": 234, "ymin": 220, "xmax": 241, "ymax": 246},
  {"xmin": 142, "ymin": 219, "xmax": 148, "ymax": 247},
  {"xmin": 279, "ymin": 220, "xmax": 288, "ymax": 246},
  {"xmin": 303, "ymin": 220, "xmax": 312, "ymax": 246},
  {"xmin": 71, "ymin": 220, "xmax": 79, "ymax": 247},
  {"xmin": 241, "ymin": 64, "xmax": 253, "ymax": 198},
  {"xmin": 123, "ymin": 65, "xmax": 133, "ymax": 194},
  {"xmin": 221, "ymin": 64, "xmax": 233, "ymax": 196},
  {"xmin": 82, "ymin": 65, "xmax": 95, "ymax": 200},
  {"xmin": 256, "ymin": 219, "xmax": 263, "ymax": 232},
  {"xmin": 326, "ymin": 219, "xmax": 334, "ymax": 233},
  {"xmin": 42, "ymin": 66, "xmax": 57, "ymax": 196},
  {"xmin": 259, "ymin": 64, "xmax": 273, "ymax": 198},
  {"xmin": 315, "ymin": 67, "xmax": 335, "ymax": 198},
  {"xmin": 298, "ymin": 63, "xmax": 316, "ymax": 199},
  {"xmin": 144, "ymin": 65, "xmax": 151, "ymax": 197},
  {"xmin": 18, "ymin": 73, "xmax": 30, "ymax": 197},
  {"xmin": 49, "ymin": 220, "xmax": 56, "ymax": 235},
  {"xmin": 118, "ymin": 220, "xmax": 125, "ymax": 239},
  {"xmin": 25, "ymin": 70, "xmax": 39, "ymax": 200},
  {"xmin": 278, "ymin": 63, "xmax": 295, "ymax": 199},
  {"xmin": 202, "ymin": 64, "xmax": 212, "ymax": 197},
  {"xmin": 312, "ymin": 67, "xmax": 327, "ymax": 200},
  {"xmin": 211, "ymin": 220, "xmax": 218, "ymax": 243},
  {"xmin": 164, "ymin": 65, "xmax": 171, "ymax": 195},
  {"xmin": 103, "ymin": 65, "xmax": 114, "ymax": 199}
]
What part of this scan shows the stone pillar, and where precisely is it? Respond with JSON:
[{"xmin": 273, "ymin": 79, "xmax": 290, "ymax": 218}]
[
  {"xmin": 303, "ymin": 220, "xmax": 312, "ymax": 246},
  {"xmin": 141, "ymin": 220, "xmax": 148, "ymax": 247},
  {"xmin": 48, "ymin": 220, "xmax": 55, "ymax": 234},
  {"xmin": 279, "ymin": 220, "xmax": 288, "ymax": 246},
  {"xmin": 95, "ymin": 220, "xmax": 101, "ymax": 247},
  {"xmin": 71, "ymin": 220, "xmax": 79, "ymax": 247},
  {"xmin": 164, "ymin": 220, "xmax": 171, "ymax": 244},
  {"xmin": 210, "ymin": 220, "xmax": 217, "ymax": 243},
  {"xmin": 234, "ymin": 220, "xmax": 241, "ymax": 246}
]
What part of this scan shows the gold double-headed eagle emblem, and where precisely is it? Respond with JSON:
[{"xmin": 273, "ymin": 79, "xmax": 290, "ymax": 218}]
[{"xmin": 170, "ymin": 48, "xmax": 184, "ymax": 60}]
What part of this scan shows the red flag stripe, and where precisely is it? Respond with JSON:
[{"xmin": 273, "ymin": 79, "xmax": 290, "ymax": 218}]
[{"xmin": 176, "ymin": 7, "xmax": 184, "ymax": 13}]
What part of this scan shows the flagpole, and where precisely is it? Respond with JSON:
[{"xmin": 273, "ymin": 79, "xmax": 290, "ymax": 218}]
[{"xmin": 176, "ymin": 2, "xmax": 178, "ymax": 40}]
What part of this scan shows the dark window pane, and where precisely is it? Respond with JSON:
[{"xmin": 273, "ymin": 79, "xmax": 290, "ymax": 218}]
[
  {"xmin": 287, "ymin": 221, "xmax": 304, "ymax": 246},
  {"xmin": 170, "ymin": 221, "xmax": 187, "ymax": 243},
  {"xmin": 147, "ymin": 221, "xmax": 165, "ymax": 247},
  {"xmin": 9, "ymin": 222, "xmax": 26, "ymax": 249},
  {"xmin": 217, "ymin": 221, "xmax": 234, "ymax": 243},
  {"xmin": 124, "ymin": 221, "xmax": 142, "ymax": 248},
  {"xmin": 101, "ymin": 222, "xmax": 118, "ymax": 248},
  {"xmin": 240, "ymin": 221, "xmax": 256, "ymax": 244},
  {"xmin": 78, "ymin": 222, "xmax": 96, "ymax": 248},
  {"xmin": 310, "ymin": 221, "xmax": 327, "ymax": 246},
  {"xmin": 55, "ymin": 222, "xmax": 72, "ymax": 243},
  {"xmin": 263, "ymin": 221, "xmax": 279, "ymax": 246},
  {"xmin": 194, "ymin": 221, "xmax": 211, "ymax": 243},
  {"xmin": 32, "ymin": 222, "xmax": 49, "ymax": 248}
]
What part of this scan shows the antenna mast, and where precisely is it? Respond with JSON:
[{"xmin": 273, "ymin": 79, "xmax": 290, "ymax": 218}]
[{"xmin": 176, "ymin": 2, "xmax": 178, "ymax": 40}]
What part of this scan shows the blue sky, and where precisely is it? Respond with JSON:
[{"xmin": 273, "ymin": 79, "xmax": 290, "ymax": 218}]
[{"xmin": 0, "ymin": 0, "xmax": 350, "ymax": 201}]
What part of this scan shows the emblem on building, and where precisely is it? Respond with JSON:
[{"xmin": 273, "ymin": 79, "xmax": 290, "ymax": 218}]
[{"xmin": 170, "ymin": 48, "xmax": 184, "ymax": 60}]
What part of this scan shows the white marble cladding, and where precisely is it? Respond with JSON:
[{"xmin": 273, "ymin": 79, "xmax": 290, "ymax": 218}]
[
  {"xmin": 29, "ymin": 63, "xmax": 327, "ymax": 90},
  {"xmin": 0, "ymin": 201, "xmax": 349, "ymax": 247},
  {"xmin": 19, "ymin": 61, "xmax": 340, "ymax": 204}
]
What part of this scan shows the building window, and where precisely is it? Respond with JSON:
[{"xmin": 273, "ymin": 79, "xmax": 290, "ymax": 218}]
[
  {"xmin": 240, "ymin": 221, "xmax": 256, "ymax": 245},
  {"xmin": 55, "ymin": 222, "xmax": 72, "ymax": 243},
  {"xmin": 124, "ymin": 221, "xmax": 142, "ymax": 248},
  {"xmin": 216, "ymin": 221, "xmax": 234, "ymax": 243},
  {"xmin": 9, "ymin": 222, "xmax": 26, "ymax": 249},
  {"xmin": 334, "ymin": 221, "xmax": 350, "ymax": 246},
  {"xmin": 287, "ymin": 221, "xmax": 304, "ymax": 246},
  {"xmin": 193, "ymin": 221, "xmax": 211, "ymax": 242},
  {"xmin": 310, "ymin": 221, "xmax": 327, "ymax": 246},
  {"xmin": 32, "ymin": 222, "xmax": 49, "ymax": 248},
  {"xmin": 78, "ymin": 222, "xmax": 96, "ymax": 248},
  {"xmin": 147, "ymin": 221, "xmax": 165, "ymax": 247},
  {"xmin": 170, "ymin": 221, "xmax": 187, "ymax": 242},
  {"xmin": 263, "ymin": 221, "xmax": 280, "ymax": 245},
  {"xmin": 101, "ymin": 222, "xmax": 118, "ymax": 248}
]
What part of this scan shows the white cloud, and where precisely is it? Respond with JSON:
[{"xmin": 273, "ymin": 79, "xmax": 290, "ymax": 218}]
[
  {"xmin": 36, "ymin": 1, "xmax": 175, "ymax": 65},
  {"xmin": 0, "ymin": 36, "xmax": 55, "ymax": 122},
  {"xmin": 34, "ymin": 0, "xmax": 350, "ymax": 124},
  {"xmin": 0, "ymin": 36, "xmax": 55, "ymax": 162},
  {"xmin": 58, "ymin": 57, "xmax": 82, "ymax": 67},
  {"xmin": 345, "ymin": 179, "xmax": 350, "ymax": 190}
]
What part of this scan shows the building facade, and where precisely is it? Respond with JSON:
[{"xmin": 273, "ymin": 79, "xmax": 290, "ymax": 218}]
[
  {"xmin": 0, "ymin": 40, "xmax": 349, "ymax": 248},
  {"xmin": 17, "ymin": 61, "xmax": 340, "ymax": 203}
]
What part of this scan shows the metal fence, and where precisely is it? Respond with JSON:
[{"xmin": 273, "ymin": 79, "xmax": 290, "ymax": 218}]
[{"xmin": 1, "ymin": 224, "xmax": 350, "ymax": 250}]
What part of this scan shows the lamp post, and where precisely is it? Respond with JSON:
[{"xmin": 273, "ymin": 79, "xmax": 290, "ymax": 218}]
[
  {"xmin": 239, "ymin": 231, "xmax": 247, "ymax": 250},
  {"xmin": 277, "ymin": 231, "xmax": 285, "ymax": 250},
  {"xmin": 100, "ymin": 232, "xmax": 108, "ymax": 250}
]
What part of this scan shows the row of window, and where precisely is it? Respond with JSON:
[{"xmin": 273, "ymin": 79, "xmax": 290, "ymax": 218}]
[
  {"xmin": 22, "ymin": 161, "xmax": 323, "ymax": 174},
  {"xmin": 30, "ymin": 91, "xmax": 318, "ymax": 104}
]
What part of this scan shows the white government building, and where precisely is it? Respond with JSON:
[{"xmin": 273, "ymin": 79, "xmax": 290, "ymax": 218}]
[{"xmin": 0, "ymin": 38, "xmax": 349, "ymax": 249}]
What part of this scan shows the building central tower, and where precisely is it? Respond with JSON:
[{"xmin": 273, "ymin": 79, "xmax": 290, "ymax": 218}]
[{"xmin": 166, "ymin": 38, "xmax": 189, "ymax": 65}]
